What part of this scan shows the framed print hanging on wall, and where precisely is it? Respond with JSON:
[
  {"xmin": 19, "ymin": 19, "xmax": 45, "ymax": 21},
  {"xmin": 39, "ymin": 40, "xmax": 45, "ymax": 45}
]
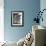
[{"xmin": 11, "ymin": 11, "xmax": 24, "ymax": 27}]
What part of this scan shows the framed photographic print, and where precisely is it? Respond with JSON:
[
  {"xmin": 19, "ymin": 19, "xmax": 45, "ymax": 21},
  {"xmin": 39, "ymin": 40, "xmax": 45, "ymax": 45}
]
[{"xmin": 11, "ymin": 11, "xmax": 24, "ymax": 27}]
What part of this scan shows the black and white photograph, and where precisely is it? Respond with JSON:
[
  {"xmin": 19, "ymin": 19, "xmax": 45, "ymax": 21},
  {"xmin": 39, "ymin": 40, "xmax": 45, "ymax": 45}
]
[{"xmin": 11, "ymin": 11, "xmax": 24, "ymax": 27}]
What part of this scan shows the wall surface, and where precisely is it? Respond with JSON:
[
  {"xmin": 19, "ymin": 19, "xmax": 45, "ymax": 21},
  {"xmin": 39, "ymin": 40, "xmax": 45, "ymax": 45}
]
[
  {"xmin": 4, "ymin": 0, "xmax": 40, "ymax": 42},
  {"xmin": 40, "ymin": 0, "xmax": 46, "ymax": 27}
]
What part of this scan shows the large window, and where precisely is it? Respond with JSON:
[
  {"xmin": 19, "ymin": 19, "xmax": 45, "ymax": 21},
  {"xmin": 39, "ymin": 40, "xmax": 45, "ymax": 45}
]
[{"xmin": 0, "ymin": 0, "xmax": 4, "ymax": 42}]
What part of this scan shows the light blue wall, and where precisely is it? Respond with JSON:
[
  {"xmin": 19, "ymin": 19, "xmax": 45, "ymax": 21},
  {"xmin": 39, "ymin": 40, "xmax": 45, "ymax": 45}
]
[
  {"xmin": 4, "ymin": 0, "xmax": 40, "ymax": 42},
  {"xmin": 40, "ymin": 0, "xmax": 46, "ymax": 27}
]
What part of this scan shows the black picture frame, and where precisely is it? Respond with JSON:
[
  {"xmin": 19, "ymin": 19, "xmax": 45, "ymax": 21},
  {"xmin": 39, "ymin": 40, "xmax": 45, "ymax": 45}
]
[{"xmin": 11, "ymin": 11, "xmax": 24, "ymax": 27}]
